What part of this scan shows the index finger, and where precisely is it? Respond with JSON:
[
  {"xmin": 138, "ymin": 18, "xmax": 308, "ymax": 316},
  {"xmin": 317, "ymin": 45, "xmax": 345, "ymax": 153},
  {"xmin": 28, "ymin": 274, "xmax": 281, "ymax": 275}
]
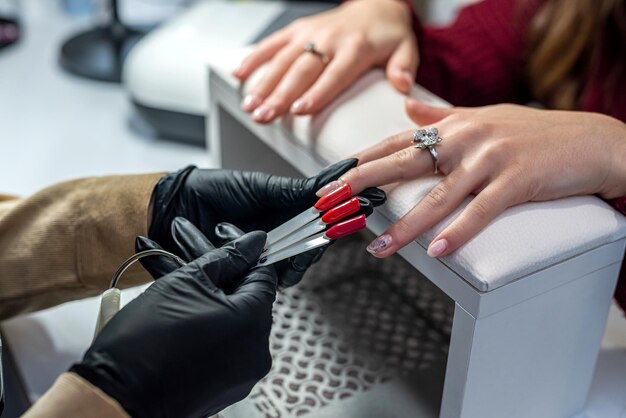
[
  {"xmin": 234, "ymin": 30, "xmax": 292, "ymax": 80},
  {"xmin": 353, "ymin": 130, "xmax": 414, "ymax": 165}
]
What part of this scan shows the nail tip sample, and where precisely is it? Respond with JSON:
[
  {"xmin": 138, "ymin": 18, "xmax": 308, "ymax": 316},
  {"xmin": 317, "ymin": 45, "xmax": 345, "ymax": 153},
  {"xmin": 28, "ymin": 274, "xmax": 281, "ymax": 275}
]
[
  {"xmin": 321, "ymin": 197, "xmax": 360, "ymax": 224},
  {"xmin": 325, "ymin": 214, "xmax": 366, "ymax": 239},
  {"xmin": 314, "ymin": 183, "xmax": 352, "ymax": 211}
]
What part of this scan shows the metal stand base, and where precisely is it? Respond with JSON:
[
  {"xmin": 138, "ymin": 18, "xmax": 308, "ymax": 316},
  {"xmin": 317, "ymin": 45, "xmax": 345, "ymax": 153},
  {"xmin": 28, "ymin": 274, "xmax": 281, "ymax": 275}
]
[{"xmin": 59, "ymin": 23, "xmax": 142, "ymax": 83}]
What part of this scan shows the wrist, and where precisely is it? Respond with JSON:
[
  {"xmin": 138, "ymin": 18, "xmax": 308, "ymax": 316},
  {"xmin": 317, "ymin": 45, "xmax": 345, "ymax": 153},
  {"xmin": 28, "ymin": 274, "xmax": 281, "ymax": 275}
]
[
  {"xmin": 24, "ymin": 373, "xmax": 130, "ymax": 418},
  {"xmin": 347, "ymin": 0, "xmax": 413, "ymax": 23},
  {"xmin": 598, "ymin": 116, "xmax": 626, "ymax": 199},
  {"xmin": 147, "ymin": 185, "xmax": 156, "ymax": 232},
  {"xmin": 69, "ymin": 361, "xmax": 137, "ymax": 417},
  {"xmin": 148, "ymin": 165, "xmax": 196, "ymax": 248}
]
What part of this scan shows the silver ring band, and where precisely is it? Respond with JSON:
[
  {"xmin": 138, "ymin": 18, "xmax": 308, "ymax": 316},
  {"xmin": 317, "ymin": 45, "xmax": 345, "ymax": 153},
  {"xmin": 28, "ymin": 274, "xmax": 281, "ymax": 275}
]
[
  {"xmin": 412, "ymin": 127, "xmax": 443, "ymax": 174},
  {"xmin": 303, "ymin": 42, "xmax": 329, "ymax": 64},
  {"xmin": 428, "ymin": 146, "xmax": 439, "ymax": 174}
]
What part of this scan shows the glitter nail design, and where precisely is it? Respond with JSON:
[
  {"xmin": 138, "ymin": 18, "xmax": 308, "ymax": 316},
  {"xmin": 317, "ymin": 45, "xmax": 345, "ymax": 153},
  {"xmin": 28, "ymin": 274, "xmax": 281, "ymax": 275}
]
[{"xmin": 366, "ymin": 234, "xmax": 392, "ymax": 254}]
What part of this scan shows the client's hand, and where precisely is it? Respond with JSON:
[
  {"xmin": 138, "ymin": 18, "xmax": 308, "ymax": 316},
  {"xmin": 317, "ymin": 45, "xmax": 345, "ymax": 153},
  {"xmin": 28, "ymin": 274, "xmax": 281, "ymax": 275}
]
[
  {"xmin": 325, "ymin": 101, "xmax": 626, "ymax": 258},
  {"xmin": 71, "ymin": 231, "xmax": 275, "ymax": 418},
  {"xmin": 149, "ymin": 159, "xmax": 384, "ymax": 287},
  {"xmin": 234, "ymin": 0, "xmax": 417, "ymax": 123}
]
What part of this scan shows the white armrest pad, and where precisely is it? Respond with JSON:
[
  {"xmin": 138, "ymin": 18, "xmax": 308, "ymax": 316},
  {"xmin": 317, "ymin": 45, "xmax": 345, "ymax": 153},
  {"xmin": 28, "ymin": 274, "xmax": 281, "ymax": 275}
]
[{"xmin": 209, "ymin": 50, "xmax": 626, "ymax": 291}]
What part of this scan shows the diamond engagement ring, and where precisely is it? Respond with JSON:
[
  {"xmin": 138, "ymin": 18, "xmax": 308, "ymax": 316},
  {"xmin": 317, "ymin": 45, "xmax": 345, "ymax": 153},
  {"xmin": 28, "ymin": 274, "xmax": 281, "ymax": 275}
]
[
  {"xmin": 412, "ymin": 127, "xmax": 443, "ymax": 174},
  {"xmin": 303, "ymin": 42, "xmax": 329, "ymax": 65}
]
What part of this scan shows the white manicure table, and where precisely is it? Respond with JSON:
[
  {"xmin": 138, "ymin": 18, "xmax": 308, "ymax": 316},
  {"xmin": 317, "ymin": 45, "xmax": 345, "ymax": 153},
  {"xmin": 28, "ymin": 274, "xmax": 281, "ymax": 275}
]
[{"xmin": 206, "ymin": 49, "xmax": 626, "ymax": 418}]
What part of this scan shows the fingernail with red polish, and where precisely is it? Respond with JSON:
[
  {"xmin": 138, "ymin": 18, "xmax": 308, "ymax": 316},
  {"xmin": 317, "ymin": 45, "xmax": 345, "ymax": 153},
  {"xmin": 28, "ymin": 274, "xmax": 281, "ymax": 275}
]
[
  {"xmin": 316, "ymin": 180, "xmax": 344, "ymax": 197},
  {"xmin": 253, "ymin": 105, "xmax": 275, "ymax": 122},
  {"xmin": 241, "ymin": 94, "xmax": 261, "ymax": 112},
  {"xmin": 427, "ymin": 239, "xmax": 448, "ymax": 258},
  {"xmin": 291, "ymin": 98, "xmax": 310, "ymax": 114},
  {"xmin": 367, "ymin": 234, "xmax": 392, "ymax": 255}
]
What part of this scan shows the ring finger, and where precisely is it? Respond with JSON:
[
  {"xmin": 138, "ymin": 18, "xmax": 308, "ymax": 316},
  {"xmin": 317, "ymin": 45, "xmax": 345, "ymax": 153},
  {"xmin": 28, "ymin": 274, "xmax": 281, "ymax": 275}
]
[{"xmin": 353, "ymin": 129, "xmax": 415, "ymax": 165}]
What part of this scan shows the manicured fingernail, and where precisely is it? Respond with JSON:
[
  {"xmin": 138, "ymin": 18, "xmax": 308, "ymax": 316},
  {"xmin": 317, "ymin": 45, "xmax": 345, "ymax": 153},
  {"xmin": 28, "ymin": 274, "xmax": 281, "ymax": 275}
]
[
  {"xmin": 316, "ymin": 180, "xmax": 343, "ymax": 197},
  {"xmin": 367, "ymin": 234, "xmax": 392, "ymax": 255},
  {"xmin": 402, "ymin": 70, "xmax": 414, "ymax": 91},
  {"xmin": 241, "ymin": 94, "xmax": 261, "ymax": 112},
  {"xmin": 253, "ymin": 105, "xmax": 275, "ymax": 122},
  {"xmin": 427, "ymin": 239, "xmax": 448, "ymax": 258},
  {"xmin": 290, "ymin": 98, "xmax": 310, "ymax": 114},
  {"xmin": 233, "ymin": 61, "xmax": 248, "ymax": 76}
]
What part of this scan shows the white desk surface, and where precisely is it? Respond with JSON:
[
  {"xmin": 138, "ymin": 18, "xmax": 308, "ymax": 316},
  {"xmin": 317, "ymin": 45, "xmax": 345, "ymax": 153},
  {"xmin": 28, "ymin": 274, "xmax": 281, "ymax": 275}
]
[{"xmin": 0, "ymin": 1, "xmax": 624, "ymax": 417}]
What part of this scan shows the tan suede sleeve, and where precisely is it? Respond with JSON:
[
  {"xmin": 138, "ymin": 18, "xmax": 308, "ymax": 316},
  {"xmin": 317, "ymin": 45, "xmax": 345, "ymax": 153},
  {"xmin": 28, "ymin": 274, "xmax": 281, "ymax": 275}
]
[
  {"xmin": 0, "ymin": 173, "xmax": 164, "ymax": 320},
  {"xmin": 22, "ymin": 372, "xmax": 130, "ymax": 418}
]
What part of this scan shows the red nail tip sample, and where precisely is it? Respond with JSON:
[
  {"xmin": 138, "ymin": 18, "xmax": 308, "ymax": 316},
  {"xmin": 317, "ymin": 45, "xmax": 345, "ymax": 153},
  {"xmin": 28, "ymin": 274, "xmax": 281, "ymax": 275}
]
[
  {"xmin": 321, "ymin": 197, "xmax": 360, "ymax": 224},
  {"xmin": 314, "ymin": 183, "xmax": 352, "ymax": 211},
  {"xmin": 325, "ymin": 214, "xmax": 367, "ymax": 240}
]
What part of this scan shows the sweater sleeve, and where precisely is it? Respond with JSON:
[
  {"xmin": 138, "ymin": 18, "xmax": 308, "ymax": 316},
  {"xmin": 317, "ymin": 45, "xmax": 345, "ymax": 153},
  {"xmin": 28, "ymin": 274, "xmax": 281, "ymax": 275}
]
[
  {"xmin": 0, "ymin": 173, "xmax": 163, "ymax": 320},
  {"xmin": 411, "ymin": 0, "xmax": 542, "ymax": 106}
]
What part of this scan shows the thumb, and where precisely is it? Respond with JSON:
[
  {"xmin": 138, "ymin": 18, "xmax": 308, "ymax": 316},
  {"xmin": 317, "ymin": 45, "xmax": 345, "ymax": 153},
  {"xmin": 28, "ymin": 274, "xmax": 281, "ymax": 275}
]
[
  {"xmin": 195, "ymin": 231, "xmax": 267, "ymax": 293},
  {"xmin": 231, "ymin": 264, "xmax": 278, "ymax": 308},
  {"xmin": 214, "ymin": 222, "xmax": 245, "ymax": 246},
  {"xmin": 267, "ymin": 159, "xmax": 359, "ymax": 209},
  {"xmin": 405, "ymin": 98, "xmax": 456, "ymax": 126},
  {"xmin": 386, "ymin": 38, "xmax": 419, "ymax": 94}
]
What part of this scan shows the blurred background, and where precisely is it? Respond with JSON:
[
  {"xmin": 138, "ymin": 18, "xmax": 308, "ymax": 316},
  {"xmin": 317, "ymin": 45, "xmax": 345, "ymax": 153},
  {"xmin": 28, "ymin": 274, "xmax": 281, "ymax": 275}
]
[{"xmin": 0, "ymin": 1, "xmax": 623, "ymax": 417}]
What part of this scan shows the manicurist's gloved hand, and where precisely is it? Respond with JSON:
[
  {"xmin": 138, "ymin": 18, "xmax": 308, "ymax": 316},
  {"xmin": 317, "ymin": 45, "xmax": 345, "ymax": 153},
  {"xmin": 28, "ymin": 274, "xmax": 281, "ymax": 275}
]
[
  {"xmin": 70, "ymin": 231, "xmax": 276, "ymax": 418},
  {"xmin": 149, "ymin": 159, "xmax": 384, "ymax": 287},
  {"xmin": 136, "ymin": 217, "xmax": 228, "ymax": 285}
]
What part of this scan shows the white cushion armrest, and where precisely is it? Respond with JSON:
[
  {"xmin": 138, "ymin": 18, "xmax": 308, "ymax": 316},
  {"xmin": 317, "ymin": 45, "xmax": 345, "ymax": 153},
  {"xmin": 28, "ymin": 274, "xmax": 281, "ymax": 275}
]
[{"xmin": 209, "ymin": 50, "xmax": 626, "ymax": 292}]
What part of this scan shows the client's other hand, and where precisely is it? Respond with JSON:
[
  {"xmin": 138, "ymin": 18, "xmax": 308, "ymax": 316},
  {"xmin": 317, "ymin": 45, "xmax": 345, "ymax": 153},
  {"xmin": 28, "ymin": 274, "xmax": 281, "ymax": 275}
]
[
  {"xmin": 233, "ymin": 0, "xmax": 417, "ymax": 124},
  {"xmin": 71, "ymin": 231, "xmax": 276, "ymax": 418}
]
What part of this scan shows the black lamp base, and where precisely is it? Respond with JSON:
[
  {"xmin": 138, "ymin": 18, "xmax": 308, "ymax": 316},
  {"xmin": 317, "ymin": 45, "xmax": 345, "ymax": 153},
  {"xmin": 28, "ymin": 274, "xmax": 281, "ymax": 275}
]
[{"xmin": 59, "ymin": 23, "xmax": 143, "ymax": 83}]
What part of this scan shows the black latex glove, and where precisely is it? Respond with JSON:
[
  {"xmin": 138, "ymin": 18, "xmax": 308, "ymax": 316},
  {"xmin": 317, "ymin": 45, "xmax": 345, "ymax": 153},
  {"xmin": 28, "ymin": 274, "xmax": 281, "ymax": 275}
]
[
  {"xmin": 71, "ymin": 232, "xmax": 276, "ymax": 418},
  {"xmin": 137, "ymin": 217, "xmax": 221, "ymax": 285},
  {"xmin": 138, "ymin": 195, "xmax": 377, "ymax": 286},
  {"xmin": 149, "ymin": 159, "xmax": 385, "ymax": 287}
]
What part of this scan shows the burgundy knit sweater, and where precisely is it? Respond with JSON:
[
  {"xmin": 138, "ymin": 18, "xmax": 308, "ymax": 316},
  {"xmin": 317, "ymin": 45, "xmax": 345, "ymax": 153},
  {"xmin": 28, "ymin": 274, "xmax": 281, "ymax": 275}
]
[{"xmin": 408, "ymin": 0, "xmax": 626, "ymax": 311}]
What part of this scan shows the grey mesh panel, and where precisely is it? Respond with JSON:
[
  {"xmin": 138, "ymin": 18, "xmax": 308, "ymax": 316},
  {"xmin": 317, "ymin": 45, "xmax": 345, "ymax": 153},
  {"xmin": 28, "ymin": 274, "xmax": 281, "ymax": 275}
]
[{"xmin": 224, "ymin": 232, "xmax": 453, "ymax": 417}]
